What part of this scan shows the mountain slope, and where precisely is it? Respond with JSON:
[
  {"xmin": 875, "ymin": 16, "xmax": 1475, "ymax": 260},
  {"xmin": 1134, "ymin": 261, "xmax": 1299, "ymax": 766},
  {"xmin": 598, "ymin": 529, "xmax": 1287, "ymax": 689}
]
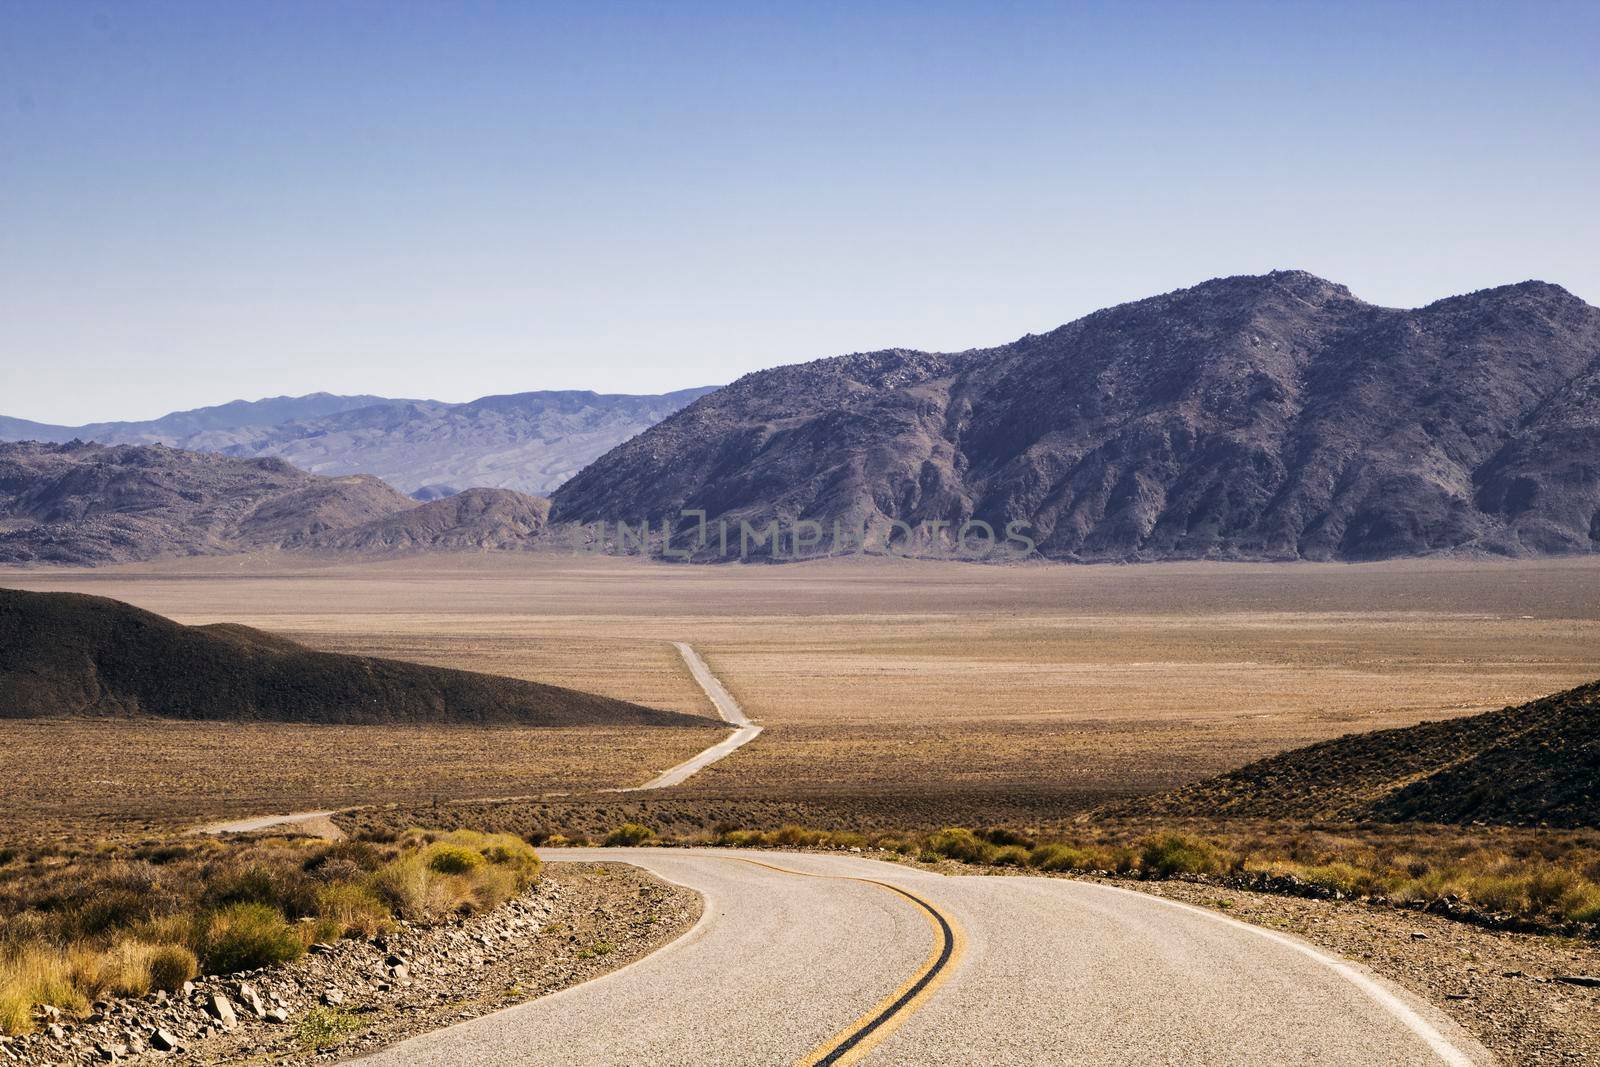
[
  {"xmin": 0, "ymin": 441, "xmax": 416, "ymax": 564},
  {"xmin": 1, "ymin": 388, "xmax": 718, "ymax": 497},
  {"xmin": 309, "ymin": 487, "xmax": 550, "ymax": 552},
  {"xmin": 551, "ymin": 271, "xmax": 1600, "ymax": 561},
  {"xmin": 1118, "ymin": 680, "xmax": 1600, "ymax": 827},
  {"xmin": 0, "ymin": 588, "xmax": 707, "ymax": 728}
]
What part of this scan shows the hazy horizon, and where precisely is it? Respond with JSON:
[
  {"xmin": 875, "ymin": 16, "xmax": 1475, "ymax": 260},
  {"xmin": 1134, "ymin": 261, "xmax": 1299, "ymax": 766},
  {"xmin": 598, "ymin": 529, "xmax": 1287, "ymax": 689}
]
[{"xmin": 4, "ymin": 2, "xmax": 1597, "ymax": 424}]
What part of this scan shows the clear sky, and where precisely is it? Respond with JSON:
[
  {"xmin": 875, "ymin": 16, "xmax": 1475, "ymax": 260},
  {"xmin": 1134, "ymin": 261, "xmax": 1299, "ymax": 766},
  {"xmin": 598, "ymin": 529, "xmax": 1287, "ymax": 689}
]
[{"xmin": 2, "ymin": 1, "xmax": 1597, "ymax": 424}]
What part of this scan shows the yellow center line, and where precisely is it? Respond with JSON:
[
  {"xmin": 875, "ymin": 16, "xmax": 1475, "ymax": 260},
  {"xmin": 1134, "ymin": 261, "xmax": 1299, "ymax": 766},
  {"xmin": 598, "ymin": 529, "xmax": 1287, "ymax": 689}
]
[{"xmin": 730, "ymin": 857, "xmax": 967, "ymax": 1067}]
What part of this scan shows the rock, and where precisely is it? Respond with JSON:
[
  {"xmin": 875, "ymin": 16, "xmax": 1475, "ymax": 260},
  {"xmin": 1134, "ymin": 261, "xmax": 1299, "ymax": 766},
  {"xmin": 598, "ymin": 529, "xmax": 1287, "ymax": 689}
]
[
  {"xmin": 390, "ymin": 963, "xmax": 411, "ymax": 981},
  {"xmin": 205, "ymin": 994, "xmax": 237, "ymax": 1028},
  {"xmin": 264, "ymin": 1008, "xmax": 290, "ymax": 1024},
  {"xmin": 1409, "ymin": 931, "xmax": 1429, "ymax": 940},
  {"xmin": 1556, "ymin": 974, "xmax": 1600, "ymax": 988},
  {"xmin": 308, "ymin": 943, "xmax": 336, "ymax": 955},
  {"xmin": 321, "ymin": 989, "xmax": 346, "ymax": 1007},
  {"xmin": 149, "ymin": 1029, "xmax": 182, "ymax": 1053},
  {"xmin": 235, "ymin": 982, "xmax": 266, "ymax": 1017},
  {"xmin": 45, "ymin": 1024, "xmax": 65, "ymax": 1040},
  {"xmin": 95, "ymin": 1043, "xmax": 126, "ymax": 1061}
]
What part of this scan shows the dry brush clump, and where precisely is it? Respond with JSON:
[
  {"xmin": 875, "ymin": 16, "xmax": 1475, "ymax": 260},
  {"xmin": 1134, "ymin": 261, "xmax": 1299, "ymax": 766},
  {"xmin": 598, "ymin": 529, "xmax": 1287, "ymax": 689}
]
[{"xmin": 0, "ymin": 828, "xmax": 542, "ymax": 1035}]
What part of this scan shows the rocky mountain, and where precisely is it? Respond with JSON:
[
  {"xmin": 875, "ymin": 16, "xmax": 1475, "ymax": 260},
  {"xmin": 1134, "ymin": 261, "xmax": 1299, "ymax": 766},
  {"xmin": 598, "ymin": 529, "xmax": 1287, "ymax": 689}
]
[
  {"xmin": 0, "ymin": 442, "xmax": 568, "ymax": 565},
  {"xmin": 551, "ymin": 271, "xmax": 1600, "ymax": 561},
  {"xmin": 2, "ymin": 388, "xmax": 717, "ymax": 497},
  {"xmin": 1120, "ymin": 680, "xmax": 1600, "ymax": 827},
  {"xmin": 0, "ymin": 441, "xmax": 415, "ymax": 564},
  {"xmin": 309, "ymin": 487, "xmax": 550, "ymax": 553},
  {"xmin": 0, "ymin": 588, "xmax": 706, "ymax": 728}
]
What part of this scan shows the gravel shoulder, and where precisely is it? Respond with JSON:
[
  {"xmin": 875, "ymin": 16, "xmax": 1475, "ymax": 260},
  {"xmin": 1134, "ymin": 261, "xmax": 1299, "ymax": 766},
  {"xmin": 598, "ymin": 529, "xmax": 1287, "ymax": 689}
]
[
  {"xmin": 1097, "ymin": 874, "xmax": 1600, "ymax": 1065},
  {"xmin": 6, "ymin": 863, "xmax": 701, "ymax": 1066}
]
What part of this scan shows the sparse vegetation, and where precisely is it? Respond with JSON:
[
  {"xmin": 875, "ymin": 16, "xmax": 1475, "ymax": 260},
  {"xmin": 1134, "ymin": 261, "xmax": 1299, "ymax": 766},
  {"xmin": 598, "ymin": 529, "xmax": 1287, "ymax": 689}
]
[
  {"xmin": 197, "ymin": 902, "xmax": 306, "ymax": 973},
  {"xmin": 0, "ymin": 828, "xmax": 542, "ymax": 1034},
  {"xmin": 676, "ymin": 822, "xmax": 1600, "ymax": 936},
  {"xmin": 295, "ymin": 1005, "xmax": 365, "ymax": 1050},
  {"xmin": 603, "ymin": 823, "xmax": 656, "ymax": 847}
]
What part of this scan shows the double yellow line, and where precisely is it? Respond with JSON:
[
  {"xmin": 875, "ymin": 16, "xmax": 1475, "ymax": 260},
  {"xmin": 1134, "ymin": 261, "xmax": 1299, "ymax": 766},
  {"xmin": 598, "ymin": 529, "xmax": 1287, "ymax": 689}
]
[{"xmin": 734, "ymin": 858, "xmax": 967, "ymax": 1066}]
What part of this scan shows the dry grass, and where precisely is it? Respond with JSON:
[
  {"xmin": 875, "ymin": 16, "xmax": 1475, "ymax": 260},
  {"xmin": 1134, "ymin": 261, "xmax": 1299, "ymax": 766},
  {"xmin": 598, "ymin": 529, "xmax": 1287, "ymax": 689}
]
[{"xmin": 0, "ymin": 829, "xmax": 540, "ymax": 1034}]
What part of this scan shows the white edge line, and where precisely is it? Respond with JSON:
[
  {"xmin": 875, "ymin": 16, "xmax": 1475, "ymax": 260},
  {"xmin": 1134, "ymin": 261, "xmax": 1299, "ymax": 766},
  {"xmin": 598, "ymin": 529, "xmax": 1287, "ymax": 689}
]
[{"xmin": 1067, "ymin": 878, "xmax": 1484, "ymax": 1067}]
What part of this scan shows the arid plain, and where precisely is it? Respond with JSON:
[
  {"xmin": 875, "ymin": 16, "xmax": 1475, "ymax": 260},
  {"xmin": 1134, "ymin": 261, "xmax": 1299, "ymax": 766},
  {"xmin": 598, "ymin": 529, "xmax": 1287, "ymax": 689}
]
[{"xmin": 5, "ymin": 553, "xmax": 1599, "ymax": 840}]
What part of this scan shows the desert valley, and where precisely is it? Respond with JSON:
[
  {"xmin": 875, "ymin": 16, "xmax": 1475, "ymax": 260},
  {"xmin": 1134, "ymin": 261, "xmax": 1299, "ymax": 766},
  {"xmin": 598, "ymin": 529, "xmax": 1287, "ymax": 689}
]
[
  {"xmin": 3, "ymin": 7, "xmax": 1598, "ymax": 1061},
  {"xmin": 3, "ymin": 271, "xmax": 1600, "ymax": 1065}
]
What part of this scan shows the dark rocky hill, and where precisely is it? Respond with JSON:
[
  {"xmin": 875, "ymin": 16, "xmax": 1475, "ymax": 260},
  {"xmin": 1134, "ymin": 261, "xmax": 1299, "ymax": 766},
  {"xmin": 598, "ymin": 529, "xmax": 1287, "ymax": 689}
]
[
  {"xmin": 1120, "ymin": 680, "xmax": 1600, "ymax": 827},
  {"xmin": 552, "ymin": 271, "xmax": 1600, "ymax": 561},
  {"xmin": 0, "ymin": 588, "xmax": 706, "ymax": 728}
]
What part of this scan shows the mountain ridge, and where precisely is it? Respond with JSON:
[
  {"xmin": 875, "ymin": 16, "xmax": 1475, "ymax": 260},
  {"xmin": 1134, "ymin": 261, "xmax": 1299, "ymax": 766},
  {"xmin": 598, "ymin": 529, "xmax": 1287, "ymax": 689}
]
[
  {"xmin": 551, "ymin": 270, "xmax": 1600, "ymax": 562},
  {"xmin": 1, "ymin": 387, "xmax": 718, "ymax": 497}
]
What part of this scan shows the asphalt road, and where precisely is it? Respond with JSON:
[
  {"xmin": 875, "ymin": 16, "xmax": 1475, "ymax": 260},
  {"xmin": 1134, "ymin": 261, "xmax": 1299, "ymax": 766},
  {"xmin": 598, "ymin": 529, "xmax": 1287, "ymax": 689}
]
[{"xmin": 355, "ymin": 848, "xmax": 1491, "ymax": 1066}]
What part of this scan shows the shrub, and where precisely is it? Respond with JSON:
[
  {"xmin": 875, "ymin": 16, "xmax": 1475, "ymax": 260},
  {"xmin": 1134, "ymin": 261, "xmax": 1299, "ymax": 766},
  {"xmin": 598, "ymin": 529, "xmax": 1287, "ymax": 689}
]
[
  {"xmin": 478, "ymin": 833, "xmax": 541, "ymax": 883},
  {"xmin": 773, "ymin": 825, "xmax": 824, "ymax": 848},
  {"xmin": 1297, "ymin": 862, "xmax": 1378, "ymax": 897},
  {"xmin": 1028, "ymin": 843, "xmax": 1098, "ymax": 872},
  {"xmin": 1139, "ymin": 834, "xmax": 1226, "ymax": 879},
  {"xmin": 1561, "ymin": 883, "xmax": 1600, "ymax": 924},
  {"xmin": 424, "ymin": 845, "xmax": 483, "ymax": 876},
  {"xmin": 368, "ymin": 854, "xmax": 437, "ymax": 921},
  {"xmin": 464, "ymin": 864, "xmax": 518, "ymax": 913},
  {"xmin": 924, "ymin": 828, "xmax": 995, "ymax": 865},
  {"xmin": 1525, "ymin": 867, "xmax": 1584, "ymax": 912},
  {"xmin": 314, "ymin": 883, "xmax": 392, "ymax": 940},
  {"xmin": 145, "ymin": 943, "xmax": 199, "ymax": 991},
  {"xmin": 0, "ymin": 945, "xmax": 89, "ymax": 1034},
  {"xmin": 202, "ymin": 860, "xmax": 318, "ymax": 919},
  {"xmin": 981, "ymin": 828, "xmax": 1035, "ymax": 848},
  {"xmin": 990, "ymin": 845, "xmax": 1030, "ymax": 867},
  {"xmin": 67, "ymin": 863, "xmax": 177, "ymax": 938},
  {"xmin": 604, "ymin": 823, "xmax": 656, "ymax": 847},
  {"xmin": 197, "ymin": 903, "xmax": 305, "ymax": 974}
]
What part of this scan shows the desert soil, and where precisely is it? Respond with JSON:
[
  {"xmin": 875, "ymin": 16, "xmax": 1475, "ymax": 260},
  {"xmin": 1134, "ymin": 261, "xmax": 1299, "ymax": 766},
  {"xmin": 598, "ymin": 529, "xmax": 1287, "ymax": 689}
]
[{"xmin": 3, "ymin": 554, "xmax": 1598, "ymax": 834}]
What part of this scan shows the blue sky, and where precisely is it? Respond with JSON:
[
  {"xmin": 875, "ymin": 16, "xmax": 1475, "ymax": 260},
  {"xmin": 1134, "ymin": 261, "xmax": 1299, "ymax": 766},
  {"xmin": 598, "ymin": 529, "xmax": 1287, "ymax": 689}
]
[{"xmin": 2, "ymin": 1, "xmax": 1597, "ymax": 423}]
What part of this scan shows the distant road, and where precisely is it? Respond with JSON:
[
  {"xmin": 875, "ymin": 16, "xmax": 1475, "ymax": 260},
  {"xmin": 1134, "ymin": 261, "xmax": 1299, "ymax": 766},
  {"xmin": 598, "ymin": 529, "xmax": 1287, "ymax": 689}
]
[
  {"xmin": 200, "ymin": 642, "xmax": 756, "ymax": 834},
  {"xmin": 631, "ymin": 641, "xmax": 762, "ymax": 790},
  {"xmin": 357, "ymin": 848, "xmax": 1489, "ymax": 1067},
  {"xmin": 195, "ymin": 810, "xmax": 342, "ymax": 837}
]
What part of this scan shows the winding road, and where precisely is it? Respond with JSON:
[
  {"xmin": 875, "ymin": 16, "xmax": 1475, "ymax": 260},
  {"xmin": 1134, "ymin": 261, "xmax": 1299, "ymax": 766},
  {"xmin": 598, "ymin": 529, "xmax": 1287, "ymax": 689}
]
[
  {"xmin": 632, "ymin": 641, "xmax": 762, "ymax": 789},
  {"xmin": 356, "ymin": 848, "xmax": 1490, "ymax": 1067},
  {"xmin": 200, "ymin": 641, "xmax": 758, "ymax": 834}
]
